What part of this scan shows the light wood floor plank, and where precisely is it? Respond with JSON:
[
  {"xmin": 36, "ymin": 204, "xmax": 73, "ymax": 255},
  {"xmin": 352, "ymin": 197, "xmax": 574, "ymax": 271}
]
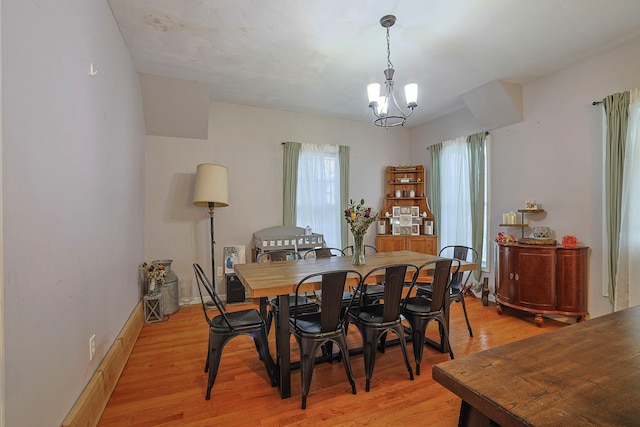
[{"xmin": 97, "ymin": 297, "xmax": 566, "ymax": 426}]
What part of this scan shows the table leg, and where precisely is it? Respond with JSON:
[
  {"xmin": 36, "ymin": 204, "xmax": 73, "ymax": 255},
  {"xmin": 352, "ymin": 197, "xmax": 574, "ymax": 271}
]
[
  {"xmin": 458, "ymin": 400, "xmax": 492, "ymax": 427},
  {"xmin": 259, "ymin": 297, "xmax": 268, "ymax": 320},
  {"xmin": 277, "ymin": 293, "xmax": 291, "ymax": 399}
]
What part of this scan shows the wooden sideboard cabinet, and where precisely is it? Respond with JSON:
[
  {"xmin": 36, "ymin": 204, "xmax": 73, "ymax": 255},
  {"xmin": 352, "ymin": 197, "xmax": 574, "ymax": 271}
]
[
  {"xmin": 494, "ymin": 242, "xmax": 588, "ymax": 326},
  {"xmin": 376, "ymin": 235, "xmax": 438, "ymax": 255}
]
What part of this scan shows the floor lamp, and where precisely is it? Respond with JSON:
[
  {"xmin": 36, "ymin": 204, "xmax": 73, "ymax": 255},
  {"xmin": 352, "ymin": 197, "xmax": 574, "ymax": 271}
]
[{"xmin": 193, "ymin": 164, "xmax": 229, "ymax": 292}]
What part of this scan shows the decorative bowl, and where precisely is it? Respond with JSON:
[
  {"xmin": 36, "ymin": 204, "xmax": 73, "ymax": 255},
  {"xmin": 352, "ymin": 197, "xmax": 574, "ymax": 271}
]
[{"xmin": 533, "ymin": 226, "xmax": 552, "ymax": 239}]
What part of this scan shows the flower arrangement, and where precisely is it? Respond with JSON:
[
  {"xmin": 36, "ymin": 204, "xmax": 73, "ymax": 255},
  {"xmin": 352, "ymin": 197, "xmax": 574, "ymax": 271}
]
[
  {"xmin": 140, "ymin": 262, "xmax": 167, "ymax": 294},
  {"xmin": 344, "ymin": 198, "xmax": 378, "ymax": 236},
  {"xmin": 140, "ymin": 262, "xmax": 167, "ymax": 282}
]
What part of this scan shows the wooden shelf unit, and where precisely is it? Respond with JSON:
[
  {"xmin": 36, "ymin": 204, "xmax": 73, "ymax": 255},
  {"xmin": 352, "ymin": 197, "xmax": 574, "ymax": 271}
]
[
  {"xmin": 377, "ymin": 165, "xmax": 437, "ymax": 255},
  {"xmin": 380, "ymin": 165, "xmax": 434, "ymax": 222},
  {"xmin": 499, "ymin": 209, "xmax": 545, "ymax": 238}
]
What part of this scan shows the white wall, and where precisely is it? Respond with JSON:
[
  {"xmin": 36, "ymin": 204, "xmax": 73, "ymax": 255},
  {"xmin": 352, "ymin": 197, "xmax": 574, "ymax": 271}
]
[
  {"xmin": 145, "ymin": 103, "xmax": 411, "ymax": 294},
  {"xmin": 411, "ymin": 38, "xmax": 640, "ymax": 320},
  {"xmin": 2, "ymin": 1, "xmax": 146, "ymax": 425}
]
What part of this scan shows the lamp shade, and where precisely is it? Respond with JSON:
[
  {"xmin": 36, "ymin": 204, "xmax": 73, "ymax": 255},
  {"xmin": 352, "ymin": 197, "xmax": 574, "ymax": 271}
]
[{"xmin": 193, "ymin": 164, "xmax": 229, "ymax": 207}]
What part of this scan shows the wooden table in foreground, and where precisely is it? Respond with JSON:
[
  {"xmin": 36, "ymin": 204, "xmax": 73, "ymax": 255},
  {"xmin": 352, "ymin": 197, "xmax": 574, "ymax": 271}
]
[
  {"xmin": 433, "ymin": 305, "xmax": 640, "ymax": 427},
  {"xmin": 235, "ymin": 250, "xmax": 476, "ymax": 399}
]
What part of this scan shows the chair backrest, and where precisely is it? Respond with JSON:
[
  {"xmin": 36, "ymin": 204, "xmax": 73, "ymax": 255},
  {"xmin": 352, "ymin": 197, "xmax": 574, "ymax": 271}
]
[
  {"xmin": 291, "ymin": 270, "xmax": 362, "ymax": 333},
  {"xmin": 438, "ymin": 245, "xmax": 478, "ymax": 290},
  {"xmin": 193, "ymin": 263, "xmax": 234, "ymax": 329},
  {"xmin": 354, "ymin": 264, "xmax": 418, "ymax": 322},
  {"xmin": 303, "ymin": 247, "xmax": 345, "ymax": 259},
  {"xmin": 404, "ymin": 259, "xmax": 459, "ymax": 312},
  {"xmin": 342, "ymin": 245, "xmax": 378, "ymax": 255},
  {"xmin": 257, "ymin": 250, "xmax": 301, "ymax": 263}
]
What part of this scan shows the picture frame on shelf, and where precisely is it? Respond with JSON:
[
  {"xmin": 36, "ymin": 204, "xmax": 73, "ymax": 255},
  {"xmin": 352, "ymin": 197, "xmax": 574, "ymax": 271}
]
[
  {"xmin": 394, "ymin": 225, "xmax": 412, "ymax": 235},
  {"xmin": 410, "ymin": 206, "xmax": 419, "ymax": 217},
  {"xmin": 399, "ymin": 214, "xmax": 412, "ymax": 226},
  {"xmin": 392, "ymin": 206, "xmax": 401, "ymax": 217}
]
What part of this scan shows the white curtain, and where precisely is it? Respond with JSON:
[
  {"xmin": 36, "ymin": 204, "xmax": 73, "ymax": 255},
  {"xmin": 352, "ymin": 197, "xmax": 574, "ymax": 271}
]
[
  {"xmin": 296, "ymin": 143, "xmax": 341, "ymax": 247},
  {"xmin": 438, "ymin": 137, "xmax": 472, "ymax": 248},
  {"xmin": 614, "ymin": 89, "xmax": 640, "ymax": 310}
]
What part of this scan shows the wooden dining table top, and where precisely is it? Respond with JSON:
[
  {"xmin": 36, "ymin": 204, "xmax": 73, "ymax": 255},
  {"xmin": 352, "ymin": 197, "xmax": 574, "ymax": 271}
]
[
  {"xmin": 234, "ymin": 250, "xmax": 476, "ymax": 298},
  {"xmin": 433, "ymin": 305, "xmax": 640, "ymax": 426}
]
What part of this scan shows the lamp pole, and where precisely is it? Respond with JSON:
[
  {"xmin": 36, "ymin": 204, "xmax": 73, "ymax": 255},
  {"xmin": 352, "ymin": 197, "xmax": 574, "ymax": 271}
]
[{"xmin": 208, "ymin": 203, "xmax": 216, "ymax": 290}]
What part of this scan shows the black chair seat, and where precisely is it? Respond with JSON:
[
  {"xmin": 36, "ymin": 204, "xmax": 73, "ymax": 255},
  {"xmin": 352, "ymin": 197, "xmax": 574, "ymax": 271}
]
[
  {"xmin": 210, "ymin": 309, "xmax": 266, "ymax": 330},
  {"xmin": 291, "ymin": 312, "xmax": 349, "ymax": 336},
  {"xmin": 269, "ymin": 294, "xmax": 317, "ymax": 309},
  {"xmin": 353, "ymin": 283, "xmax": 385, "ymax": 305},
  {"xmin": 401, "ymin": 296, "xmax": 434, "ymax": 314}
]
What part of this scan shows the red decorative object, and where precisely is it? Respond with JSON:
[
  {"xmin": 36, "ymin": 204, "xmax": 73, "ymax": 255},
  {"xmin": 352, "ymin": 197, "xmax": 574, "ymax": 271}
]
[
  {"xmin": 562, "ymin": 235, "xmax": 578, "ymax": 248},
  {"xmin": 495, "ymin": 232, "xmax": 517, "ymax": 245}
]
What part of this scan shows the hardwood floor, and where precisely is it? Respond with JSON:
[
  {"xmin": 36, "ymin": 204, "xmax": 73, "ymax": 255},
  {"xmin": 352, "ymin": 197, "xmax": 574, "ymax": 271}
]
[{"xmin": 97, "ymin": 297, "xmax": 567, "ymax": 426}]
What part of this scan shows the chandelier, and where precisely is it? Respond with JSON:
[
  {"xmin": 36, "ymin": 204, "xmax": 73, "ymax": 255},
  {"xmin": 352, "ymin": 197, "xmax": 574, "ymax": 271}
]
[{"xmin": 366, "ymin": 15, "xmax": 418, "ymax": 128}]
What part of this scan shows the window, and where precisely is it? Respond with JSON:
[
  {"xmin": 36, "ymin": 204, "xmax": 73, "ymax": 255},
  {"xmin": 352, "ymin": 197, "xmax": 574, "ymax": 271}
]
[
  {"xmin": 295, "ymin": 144, "xmax": 341, "ymax": 247},
  {"xmin": 432, "ymin": 133, "xmax": 489, "ymax": 272}
]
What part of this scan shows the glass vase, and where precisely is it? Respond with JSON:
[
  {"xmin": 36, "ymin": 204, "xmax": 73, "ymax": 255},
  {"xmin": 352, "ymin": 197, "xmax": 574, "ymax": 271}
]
[{"xmin": 352, "ymin": 233, "xmax": 366, "ymax": 265}]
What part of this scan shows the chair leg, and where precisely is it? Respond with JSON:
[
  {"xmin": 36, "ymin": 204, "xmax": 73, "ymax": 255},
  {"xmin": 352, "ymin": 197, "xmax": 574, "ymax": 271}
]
[
  {"xmin": 297, "ymin": 338, "xmax": 323, "ymax": 409},
  {"xmin": 437, "ymin": 314, "xmax": 455, "ymax": 360},
  {"xmin": 458, "ymin": 295, "xmax": 473, "ymax": 337},
  {"xmin": 359, "ymin": 326, "xmax": 379, "ymax": 392},
  {"xmin": 391, "ymin": 324, "xmax": 414, "ymax": 381},
  {"xmin": 204, "ymin": 335, "xmax": 210, "ymax": 373},
  {"xmin": 333, "ymin": 334, "xmax": 357, "ymax": 395},
  {"xmin": 205, "ymin": 332, "xmax": 231, "ymax": 400},
  {"xmin": 407, "ymin": 316, "xmax": 429, "ymax": 376},
  {"xmin": 253, "ymin": 328, "xmax": 277, "ymax": 387},
  {"xmin": 378, "ymin": 331, "xmax": 388, "ymax": 353}
]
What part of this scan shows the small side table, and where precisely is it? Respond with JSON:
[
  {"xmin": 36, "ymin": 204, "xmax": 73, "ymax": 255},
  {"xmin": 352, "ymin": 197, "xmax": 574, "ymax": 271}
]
[{"xmin": 143, "ymin": 294, "xmax": 164, "ymax": 323}]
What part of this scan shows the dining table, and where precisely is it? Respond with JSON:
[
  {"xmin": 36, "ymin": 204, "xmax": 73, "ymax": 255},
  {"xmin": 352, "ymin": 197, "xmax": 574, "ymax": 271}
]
[
  {"xmin": 432, "ymin": 305, "xmax": 640, "ymax": 426},
  {"xmin": 235, "ymin": 250, "xmax": 477, "ymax": 399}
]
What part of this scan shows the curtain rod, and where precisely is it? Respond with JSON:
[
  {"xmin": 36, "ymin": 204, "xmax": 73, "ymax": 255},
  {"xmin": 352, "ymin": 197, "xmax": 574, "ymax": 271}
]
[
  {"xmin": 426, "ymin": 131, "xmax": 490, "ymax": 149},
  {"xmin": 593, "ymin": 101, "xmax": 603, "ymax": 105}
]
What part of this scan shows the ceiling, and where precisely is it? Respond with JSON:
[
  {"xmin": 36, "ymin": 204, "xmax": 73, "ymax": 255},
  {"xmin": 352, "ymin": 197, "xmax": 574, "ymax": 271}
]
[{"xmin": 108, "ymin": 0, "xmax": 640, "ymax": 128}]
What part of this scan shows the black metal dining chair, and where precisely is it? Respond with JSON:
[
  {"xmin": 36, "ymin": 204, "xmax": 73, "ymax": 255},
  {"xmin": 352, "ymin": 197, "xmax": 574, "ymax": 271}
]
[
  {"xmin": 346, "ymin": 263, "xmax": 418, "ymax": 392},
  {"xmin": 289, "ymin": 269, "xmax": 363, "ymax": 409},
  {"xmin": 257, "ymin": 250, "xmax": 319, "ymax": 336},
  {"xmin": 303, "ymin": 247, "xmax": 345, "ymax": 259},
  {"xmin": 402, "ymin": 259, "xmax": 460, "ymax": 374},
  {"xmin": 193, "ymin": 263, "xmax": 276, "ymax": 400},
  {"xmin": 416, "ymin": 245, "xmax": 478, "ymax": 337}
]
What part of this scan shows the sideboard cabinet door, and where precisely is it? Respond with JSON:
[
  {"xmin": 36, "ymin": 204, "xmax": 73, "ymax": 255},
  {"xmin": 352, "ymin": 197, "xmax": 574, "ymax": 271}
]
[
  {"xmin": 516, "ymin": 247, "xmax": 556, "ymax": 311},
  {"xmin": 556, "ymin": 247, "xmax": 588, "ymax": 313}
]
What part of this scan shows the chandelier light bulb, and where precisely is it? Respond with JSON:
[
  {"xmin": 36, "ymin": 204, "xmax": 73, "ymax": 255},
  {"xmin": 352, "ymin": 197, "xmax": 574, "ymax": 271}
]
[
  {"xmin": 378, "ymin": 96, "xmax": 389, "ymax": 116},
  {"xmin": 404, "ymin": 83, "xmax": 418, "ymax": 108},
  {"xmin": 367, "ymin": 83, "xmax": 381, "ymax": 106}
]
